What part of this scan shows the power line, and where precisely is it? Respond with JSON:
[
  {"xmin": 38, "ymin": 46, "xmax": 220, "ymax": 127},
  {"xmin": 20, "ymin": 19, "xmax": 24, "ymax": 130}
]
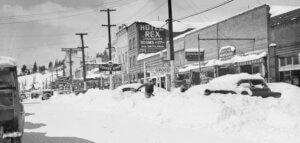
[
  {"xmin": 0, "ymin": 0, "xmax": 134, "ymax": 20},
  {"xmin": 175, "ymin": 0, "xmax": 234, "ymax": 21},
  {"xmin": 0, "ymin": 0, "xmax": 138, "ymax": 25}
]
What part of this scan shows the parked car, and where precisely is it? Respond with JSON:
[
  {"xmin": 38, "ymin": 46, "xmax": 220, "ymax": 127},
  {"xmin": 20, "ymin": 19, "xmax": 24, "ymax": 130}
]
[
  {"xmin": 0, "ymin": 56, "xmax": 24, "ymax": 143},
  {"xmin": 41, "ymin": 89, "xmax": 54, "ymax": 100},
  {"xmin": 204, "ymin": 73, "xmax": 281, "ymax": 98}
]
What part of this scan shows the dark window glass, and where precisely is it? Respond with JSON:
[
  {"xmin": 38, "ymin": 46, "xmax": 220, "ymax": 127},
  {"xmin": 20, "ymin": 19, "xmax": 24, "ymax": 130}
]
[
  {"xmin": 253, "ymin": 66, "xmax": 260, "ymax": 74},
  {"xmin": 287, "ymin": 56, "xmax": 292, "ymax": 65},
  {"xmin": 0, "ymin": 67, "xmax": 15, "ymax": 88},
  {"xmin": 280, "ymin": 57, "xmax": 285, "ymax": 66},
  {"xmin": 293, "ymin": 55, "xmax": 299, "ymax": 65}
]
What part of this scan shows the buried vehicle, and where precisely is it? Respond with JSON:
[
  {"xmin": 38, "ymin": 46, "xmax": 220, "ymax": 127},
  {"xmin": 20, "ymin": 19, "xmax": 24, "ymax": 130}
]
[
  {"xmin": 0, "ymin": 57, "xmax": 24, "ymax": 143},
  {"xmin": 204, "ymin": 73, "xmax": 281, "ymax": 98}
]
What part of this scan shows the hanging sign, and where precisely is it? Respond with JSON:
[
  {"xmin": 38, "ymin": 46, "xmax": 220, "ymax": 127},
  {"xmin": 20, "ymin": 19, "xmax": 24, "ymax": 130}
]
[
  {"xmin": 99, "ymin": 62, "xmax": 121, "ymax": 71},
  {"xmin": 219, "ymin": 46, "xmax": 235, "ymax": 61}
]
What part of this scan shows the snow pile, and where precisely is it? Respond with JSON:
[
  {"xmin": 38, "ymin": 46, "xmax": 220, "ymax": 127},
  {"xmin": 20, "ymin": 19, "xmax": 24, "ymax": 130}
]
[{"xmin": 36, "ymin": 73, "xmax": 300, "ymax": 143}]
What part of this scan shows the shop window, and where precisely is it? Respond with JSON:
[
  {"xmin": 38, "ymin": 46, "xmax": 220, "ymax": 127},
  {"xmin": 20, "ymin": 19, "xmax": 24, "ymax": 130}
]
[
  {"xmin": 280, "ymin": 57, "xmax": 285, "ymax": 66},
  {"xmin": 252, "ymin": 66, "xmax": 260, "ymax": 74},
  {"xmin": 293, "ymin": 55, "xmax": 299, "ymax": 65},
  {"xmin": 287, "ymin": 56, "xmax": 292, "ymax": 65},
  {"xmin": 240, "ymin": 65, "xmax": 252, "ymax": 74}
]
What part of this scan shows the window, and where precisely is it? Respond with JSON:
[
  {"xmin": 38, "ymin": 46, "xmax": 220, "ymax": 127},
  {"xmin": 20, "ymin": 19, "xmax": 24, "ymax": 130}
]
[
  {"xmin": 293, "ymin": 55, "xmax": 299, "ymax": 65},
  {"xmin": 252, "ymin": 66, "xmax": 260, "ymax": 74},
  {"xmin": 133, "ymin": 56, "xmax": 136, "ymax": 66},
  {"xmin": 132, "ymin": 38, "xmax": 135, "ymax": 49},
  {"xmin": 129, "ymin": 57, "xmax": 132, "ymax": 67},
  {"xmin": 287, "ymin": 56, "xmax": 292, "ymax": 65},
  {"xmin": 129, "ymin": 40, "xmax": 132, "ymax": 50},
  {"xmin": 280, "ymin": 57, "xmax": 285, "ymax": 66},
  {"xmin": 0, "ymin": 67, "xmax": 15, "ymax": 88}
]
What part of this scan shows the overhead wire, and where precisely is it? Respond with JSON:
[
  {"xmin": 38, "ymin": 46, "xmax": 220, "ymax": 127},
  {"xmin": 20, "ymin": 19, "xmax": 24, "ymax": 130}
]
[{"xmin": 175, "ymin": 0, "xmax": 234, "ymax": 21}]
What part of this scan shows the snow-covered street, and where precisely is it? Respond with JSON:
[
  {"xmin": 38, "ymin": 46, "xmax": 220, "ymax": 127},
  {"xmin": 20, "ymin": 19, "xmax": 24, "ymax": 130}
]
[
  {"xmin": 21, "ymin": 81, "xmax": 300, "ymax": 143},
  {"xmin": 23, "ymin": 98, "xmax": 252, "ymax": 143}
]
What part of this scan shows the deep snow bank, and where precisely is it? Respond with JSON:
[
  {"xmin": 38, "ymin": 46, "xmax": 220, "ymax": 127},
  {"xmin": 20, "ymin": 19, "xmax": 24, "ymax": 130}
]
[{"xmin": 47, "ymin": 82, "xmax": 300, "ymax": 143}]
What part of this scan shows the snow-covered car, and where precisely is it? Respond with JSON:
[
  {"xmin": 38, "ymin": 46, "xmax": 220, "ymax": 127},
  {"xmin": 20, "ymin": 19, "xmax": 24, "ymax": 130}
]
[
  {"xmin": 0, "ymin": 56, "xmax": 24, "ymax": 143},
  {"xmin": 115, "ymin": 83, "xmax": 143, "ymax": 93},
  {"xmin": 203, "ymin": 73, "xmax": 281, "ymax": 98},
  {"xmin": 30, "ymin": 89, "xmax": 54, "ymax": 100}
]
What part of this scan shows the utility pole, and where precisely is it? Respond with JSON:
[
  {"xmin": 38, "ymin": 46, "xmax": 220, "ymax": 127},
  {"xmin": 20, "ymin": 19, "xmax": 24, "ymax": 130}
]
[
  {"xmin": 68, "ymin": 50, "xmax": 73, "ymax": 82},
  {"xmin": 76, "ymin": 33, "xmax": 88, "ymax": 90},
  {"xmin": 167, "ymin": 0, "xmax": 175, "ymax": 91},
  {"xmin": 61, "ymin": 48, "xmax": 80, "ymax": 90},
  {"xmin": 63, "ymin": 61, "xmax": 66, "ymax": 77},
  {"xmin": 101, "ymin": 8, "xmax": 116, "ymax": 90}
]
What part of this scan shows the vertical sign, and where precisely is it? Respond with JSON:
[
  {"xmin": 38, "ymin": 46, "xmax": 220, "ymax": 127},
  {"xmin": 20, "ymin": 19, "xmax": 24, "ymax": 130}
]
[{"xmin": 138, "ymin": 22, "xmax": 166, "ymax": 53}]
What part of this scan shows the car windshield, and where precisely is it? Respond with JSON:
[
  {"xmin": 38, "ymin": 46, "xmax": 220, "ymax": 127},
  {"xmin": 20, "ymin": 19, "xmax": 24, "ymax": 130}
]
[
  {"xmin": 250, "ymin": 79, "xmax": 267, "ymax": 88},
  {"xmin": 0, "ymin": 67, "xmax": 15, "ymax": 88}
]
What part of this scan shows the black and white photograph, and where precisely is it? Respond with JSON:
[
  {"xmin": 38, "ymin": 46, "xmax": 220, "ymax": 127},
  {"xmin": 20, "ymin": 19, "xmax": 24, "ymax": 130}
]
[{"xmin": 0, "ymin": 0, "xmax": 300, "ymax": 142}]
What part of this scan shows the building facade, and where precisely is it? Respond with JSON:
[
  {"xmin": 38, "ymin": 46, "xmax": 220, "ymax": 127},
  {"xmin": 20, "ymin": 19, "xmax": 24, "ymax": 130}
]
[
  {"xmin": 138, "ymin": 5, "xmax": 271, "ymax": 87},
  {"xmin": 270, "ymin": 8, "xmax": 300, "ymax": 86}
]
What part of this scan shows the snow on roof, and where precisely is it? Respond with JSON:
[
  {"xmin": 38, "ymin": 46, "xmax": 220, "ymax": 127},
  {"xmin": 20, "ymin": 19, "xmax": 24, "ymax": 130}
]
[
  {"xmin": 136, "ymin": 20, "xmax": 208, "ymax": 32},
  {"xmin": 185, "ymin": 48, "xmax": 204, "ymax": 52},
  {"xmin": 0, "ymin": 56, "xmax": 16, "ymax": 67},
  {"xmin": 178, "ymin": 52, "xmax": 267, "ymax": 73},
  {"xmin": 219, "ymin": 46, "xmax": 235, "ymax": 52},
  {"xmin": 206, "ymin": 73, "xmax": 263, "ymax": 91},
  {"xmin": 137, "ymin": 49, "xmax": 167, "ymax": 61},
  {"xmin": 270, "ymin": 5, "xmax": 300, "ymax": 17}
]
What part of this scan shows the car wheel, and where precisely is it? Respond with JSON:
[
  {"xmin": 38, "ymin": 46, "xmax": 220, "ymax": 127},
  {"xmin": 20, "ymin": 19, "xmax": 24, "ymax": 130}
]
[
  {"xmin": 241, "ymin": 91, "xmax": 249, "ymax": 95},
  {"xmin": 11, "ymin": 137, "xmax": 22, "ymax": 143},
  {"xmin": 204, "ymin": 89, "xmax": 211, "ymax": 95}
]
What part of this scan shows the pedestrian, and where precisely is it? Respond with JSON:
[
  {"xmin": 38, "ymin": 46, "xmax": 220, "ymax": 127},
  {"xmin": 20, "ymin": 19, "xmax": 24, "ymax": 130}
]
[
  {"xmin": 180, "ymin": 80, "xmax": 189, "ymax": 92},
  {"xmin": 136, "ymin": 79, "xmax": 155, "ymax": 98}
]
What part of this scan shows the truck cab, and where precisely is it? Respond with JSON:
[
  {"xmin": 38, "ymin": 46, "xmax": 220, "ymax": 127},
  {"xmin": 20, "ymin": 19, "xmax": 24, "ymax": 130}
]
[{"xmin": 0, "ymin": 57, "xmax": 24, "ymax": 143}]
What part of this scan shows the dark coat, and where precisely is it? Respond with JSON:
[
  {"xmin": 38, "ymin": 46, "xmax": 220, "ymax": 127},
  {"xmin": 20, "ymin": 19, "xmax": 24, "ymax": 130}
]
[{"xmin": 137, "ymin": 83, "xmax": 154, "ymax": 93}]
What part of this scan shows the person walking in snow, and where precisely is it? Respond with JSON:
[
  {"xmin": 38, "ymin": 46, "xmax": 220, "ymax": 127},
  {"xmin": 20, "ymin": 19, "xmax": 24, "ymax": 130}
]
[{"xmin": 136, "ymin": 80, "xmax": 155, "ymax": 98}]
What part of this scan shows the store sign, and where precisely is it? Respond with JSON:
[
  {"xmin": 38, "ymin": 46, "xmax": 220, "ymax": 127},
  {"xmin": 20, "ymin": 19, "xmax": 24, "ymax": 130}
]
[
  {"xmin": 185, "ymin": 52, "xmax": 204, "ymax": 61},
  {"xmin": 138, "ymin": 23, "xmax": 166, "ymax": 53},
  {"xmin": 99, "ymin": 62, "xmax": 121, "ymax": 71},
  {"xmin": 219, "ymin": 46, "xmax": 235, "ymax": 61},
  {"xmin": 237, "ymin": 58, "xmax": 263, "ymax": 66}
]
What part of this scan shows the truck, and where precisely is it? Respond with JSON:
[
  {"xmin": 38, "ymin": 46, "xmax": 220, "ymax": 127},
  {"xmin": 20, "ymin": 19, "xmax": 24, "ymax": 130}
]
[{"xmin": 0, "ymin": 56, "xmax": 24, "ymax": 143}]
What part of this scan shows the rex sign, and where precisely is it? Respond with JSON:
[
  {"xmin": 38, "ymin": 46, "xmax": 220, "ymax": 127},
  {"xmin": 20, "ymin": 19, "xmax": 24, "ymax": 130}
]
[{"xmin": 138, "ymin": 22, "xmax": 166, "ymax": 53}]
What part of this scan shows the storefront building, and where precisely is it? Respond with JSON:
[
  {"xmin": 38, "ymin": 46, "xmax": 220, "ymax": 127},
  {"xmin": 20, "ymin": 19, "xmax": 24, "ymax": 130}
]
[{"xmin": 270, "ymin": 8, "xmax": 300, "ymax": 86}]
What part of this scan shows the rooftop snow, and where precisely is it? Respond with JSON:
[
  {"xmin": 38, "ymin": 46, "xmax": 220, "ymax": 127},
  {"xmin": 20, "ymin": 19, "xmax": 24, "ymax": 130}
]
[
  {"xmin": 137, "ymin": 21, "xmax": 207, "ymax": 32},
  {"xmin": 0, "ymin": 56, "xmax": 16, "ymax": 67},
  {"xmin": 185, "ymin": 48, "xmax": 204, "ymax": 52},
  {"xmin": 137, "ymin": 49, "xmax": 167, "ymax": 61},
  {"xmin": 178, "ymin": 52, "xmax": 267, "ymax": 73},
  {"xmin": 270, "ymin": 5, "xmax": 300, "ymax": 17}
]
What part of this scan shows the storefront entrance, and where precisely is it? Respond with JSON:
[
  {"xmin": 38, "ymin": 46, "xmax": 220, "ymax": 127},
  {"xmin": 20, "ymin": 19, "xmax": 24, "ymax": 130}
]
[{"xmin": 280, "ymin": 70, "xmax": 300, "ymax": 86}]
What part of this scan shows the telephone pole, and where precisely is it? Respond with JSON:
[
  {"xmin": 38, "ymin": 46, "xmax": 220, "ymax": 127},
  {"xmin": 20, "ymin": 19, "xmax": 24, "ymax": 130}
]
[
  {"xmin": 167, "ymin": 0, "xmax": 175, "ymax": 91},
  {"xmin": 101, "ymin": 8, "xmax": 116, "ymax": 90},
  {"xmin": 61, "ymin": 48, "xmax": 80, "ymax": 84},
  {"xmin": 76, "ymin": 33, "xmax": 88, "ymax": 90}
]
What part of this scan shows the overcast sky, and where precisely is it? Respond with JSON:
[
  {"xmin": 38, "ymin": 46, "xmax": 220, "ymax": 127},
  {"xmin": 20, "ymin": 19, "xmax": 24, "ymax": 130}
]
[{"xmin": 0, "ymin": 0, "xmax": 299, "ymax": 67}]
